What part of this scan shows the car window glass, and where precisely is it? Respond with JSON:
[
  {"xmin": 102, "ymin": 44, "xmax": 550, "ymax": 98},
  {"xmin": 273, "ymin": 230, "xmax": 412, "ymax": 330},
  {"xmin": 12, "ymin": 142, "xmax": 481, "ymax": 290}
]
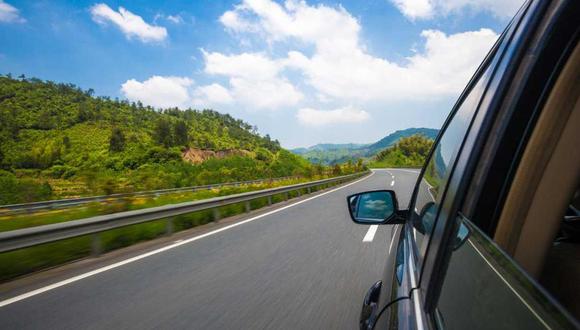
[{"xmin": 410, "ymin": 65, "xmax": 493, "ymax": 264}]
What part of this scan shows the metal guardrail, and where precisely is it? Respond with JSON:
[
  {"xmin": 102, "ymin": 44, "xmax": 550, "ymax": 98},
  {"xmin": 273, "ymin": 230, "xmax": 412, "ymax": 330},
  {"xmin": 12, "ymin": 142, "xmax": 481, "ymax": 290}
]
[
  {"xmin": 0, "ymin": 172, "xmax": 368, "ymax": 254},
  {"xmin": 0, "ymin": 176, "xmax": 298, "ymax": 215}
]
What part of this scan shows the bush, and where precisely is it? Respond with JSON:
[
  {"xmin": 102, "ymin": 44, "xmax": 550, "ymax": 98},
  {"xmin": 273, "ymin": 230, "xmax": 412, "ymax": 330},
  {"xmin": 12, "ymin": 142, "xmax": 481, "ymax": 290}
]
[{"xmin": 0, "ymin": 171, "xmax": 52, "ymax": 204}]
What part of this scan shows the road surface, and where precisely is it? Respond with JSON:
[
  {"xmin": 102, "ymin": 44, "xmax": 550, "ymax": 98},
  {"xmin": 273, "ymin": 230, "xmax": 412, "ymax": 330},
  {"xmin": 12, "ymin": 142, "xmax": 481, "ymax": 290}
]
[{"xmin": 0, "ymin": 169, "xmax": 419, "ymax": 329}]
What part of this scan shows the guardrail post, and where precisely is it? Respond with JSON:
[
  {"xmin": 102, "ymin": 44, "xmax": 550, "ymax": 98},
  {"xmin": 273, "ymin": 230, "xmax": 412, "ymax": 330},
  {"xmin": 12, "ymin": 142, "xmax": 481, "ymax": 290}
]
[
  {"xmin": 91, "ymin": 233, "xmax": 102, "ymax": 257},
  {"xmin": 245, "ymin": 201, "xmax": 251, "ymax": 213},
  {"xmin": 267, "ymin": 196, "xmax": 272, "ymax": 206},
  {"xmin": 285, "ymin": 192, "xmax": 289, "ymax": 200},
  {"xmin": 166, "ymin": 218, "xmax": 174, "ymax": 235},
  {"xmin": 297, "ymin": 189, "xmax": 301, "ymax": 197},
  {"xmin": 307, "ymin": 187, "xmax": 311, "ymax": 194},
  {"xmin": 213, "ymin": 208, "xmax": 221, "ymax": 221}
]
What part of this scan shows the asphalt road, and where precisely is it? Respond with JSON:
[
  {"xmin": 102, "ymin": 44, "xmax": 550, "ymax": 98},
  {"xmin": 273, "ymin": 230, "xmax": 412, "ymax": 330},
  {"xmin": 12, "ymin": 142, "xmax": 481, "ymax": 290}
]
[{"xmin": 0, "ymin": 169, "xmax": 419, "ymax": 330}]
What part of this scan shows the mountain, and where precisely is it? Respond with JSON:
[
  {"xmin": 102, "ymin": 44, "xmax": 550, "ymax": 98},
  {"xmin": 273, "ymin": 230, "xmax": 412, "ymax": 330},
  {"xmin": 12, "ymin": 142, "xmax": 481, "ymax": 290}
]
[
  {"xmin": 291, "ymin": 143, "xmax": 369, "ymax": 165},
  {"xmin": 292, "ymin": 143, "xmax": 369, "ymax": 154},
  {"xmin": 0, "ymin": 76, "xmax": 316, "ymax": 204},
  {"xmin": 291, "ymin": 128, "xmax": 439, "ymax": 165},
  {"xmin": 366, "ymin": 128, "xmax": 438, "ymax": 154}
]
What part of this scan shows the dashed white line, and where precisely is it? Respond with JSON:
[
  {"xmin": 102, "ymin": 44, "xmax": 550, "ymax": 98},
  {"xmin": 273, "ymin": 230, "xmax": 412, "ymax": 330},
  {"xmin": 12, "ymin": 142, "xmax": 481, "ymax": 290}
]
[
  {"xmin": 390, "ymin": 180, "xmax": 395, "ymax": 187},
  {"xmin": 0, "ymin": 172, "xmax": 375, "ymax": 308},
  {"xmin": 363, "ymin": 225, "xmax": 379, "ymax": 242}
]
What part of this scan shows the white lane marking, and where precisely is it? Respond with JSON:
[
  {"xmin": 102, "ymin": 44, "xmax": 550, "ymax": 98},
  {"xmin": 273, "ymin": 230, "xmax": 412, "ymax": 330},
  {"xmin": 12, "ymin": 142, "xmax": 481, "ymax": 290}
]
[
  {"xmin": 0, "ymin": 172, "xmax": 375, "ymax": 308},
  {"xmin": 362, "ymin": 225, "xmax": 378, "ymax": 242},
  {"xmin": 390, "ymin": 168, "xmax": 420, "ymax": 174},
  {"xmin": 390, "ymin": 180, "xmax": 395, "ymax": 187}
]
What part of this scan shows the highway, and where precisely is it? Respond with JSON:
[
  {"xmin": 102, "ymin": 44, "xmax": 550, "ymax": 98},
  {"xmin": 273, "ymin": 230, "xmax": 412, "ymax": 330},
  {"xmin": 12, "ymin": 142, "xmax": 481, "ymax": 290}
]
[{"xmin": 0, "ymin": 169, "xmax": 419, "ymax": 329}]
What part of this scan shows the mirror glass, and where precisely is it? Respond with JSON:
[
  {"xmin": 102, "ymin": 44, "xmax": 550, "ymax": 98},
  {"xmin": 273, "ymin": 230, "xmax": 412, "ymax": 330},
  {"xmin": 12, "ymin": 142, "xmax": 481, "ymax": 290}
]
[{"xmin": 348, "ymin": 191, "xmax": 395, "ymax": 224}]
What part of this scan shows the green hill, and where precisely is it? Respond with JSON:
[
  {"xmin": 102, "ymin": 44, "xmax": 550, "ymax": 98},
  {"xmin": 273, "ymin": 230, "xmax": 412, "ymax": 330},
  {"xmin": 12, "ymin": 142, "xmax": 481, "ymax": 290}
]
[
  {"xmin": 0, "ymin": 76, "xmax": 316, "ymax": 204},
  {"xmin": 291, "ymin": 128, "xmax": 438, "ymax": 165},
  {"xmin": 368, "ymin": 134, "xmax": 435, "ymax": 168},
  {"xmin": 291, "ymin": 143, "xmax": 369, "ymax": 165},
  {"xmin": 365, "ymin": 128, "xmax": 438, "ymax": 154}
]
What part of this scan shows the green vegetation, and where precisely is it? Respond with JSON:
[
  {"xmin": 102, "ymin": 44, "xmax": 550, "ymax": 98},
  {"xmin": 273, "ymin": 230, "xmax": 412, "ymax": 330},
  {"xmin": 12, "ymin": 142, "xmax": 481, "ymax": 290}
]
[
  {"xmin": 291, "ymin": 143, "xmax": 368, "ymax": 165},
  {"xmin": 291, "ymin": 128, "xmax": 438, "ymax": 165},
  {"xmin": 0, "ymin": 175, "xmax": 338, "ymax": 232},
  {"xmin": 368, "ymin": 134, "xmax": 434, "ymax": 168},
  {"xmin": 0, "ymin": 75, "xmax": 323, "ymax": 204},
  {"xmin": 0, "ymin": 175, "xmax": 360, "ymax": 281}
]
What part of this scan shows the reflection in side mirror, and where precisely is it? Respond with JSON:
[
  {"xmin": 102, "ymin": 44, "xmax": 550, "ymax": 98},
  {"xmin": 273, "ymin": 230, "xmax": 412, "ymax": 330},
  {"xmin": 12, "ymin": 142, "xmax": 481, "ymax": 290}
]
[{"xmin": 347, "ymin": 190, "xmax": 402, "ymax": 225}]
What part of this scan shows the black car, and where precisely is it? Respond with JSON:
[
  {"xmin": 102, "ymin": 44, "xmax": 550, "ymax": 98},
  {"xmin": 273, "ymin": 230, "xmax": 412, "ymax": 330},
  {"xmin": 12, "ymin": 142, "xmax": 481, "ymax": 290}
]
[{"xmin": 347, "ymin": 0, "xmax": 580, "ymax": 329}]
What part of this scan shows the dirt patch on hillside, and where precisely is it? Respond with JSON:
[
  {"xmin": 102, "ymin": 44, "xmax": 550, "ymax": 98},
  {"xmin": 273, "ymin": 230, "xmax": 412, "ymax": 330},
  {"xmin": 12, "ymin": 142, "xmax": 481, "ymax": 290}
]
[{"xmin": 182, "ymin": 148, "xmax": 252, "ymax": 164}]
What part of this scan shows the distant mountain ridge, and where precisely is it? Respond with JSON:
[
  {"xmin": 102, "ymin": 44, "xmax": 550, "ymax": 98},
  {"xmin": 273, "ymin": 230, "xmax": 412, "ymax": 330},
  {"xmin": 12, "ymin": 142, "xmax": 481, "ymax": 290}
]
[
  {"xmin": 291, "ymin": 128, "xmax": 439, "ymax": 165},
  {"xmin": 292, "ymin": 143, "xmax": 369, "ymax": 154},
  {"xmin": 366, "ymin": 128, "xmax": 438, "ymax": 154}
]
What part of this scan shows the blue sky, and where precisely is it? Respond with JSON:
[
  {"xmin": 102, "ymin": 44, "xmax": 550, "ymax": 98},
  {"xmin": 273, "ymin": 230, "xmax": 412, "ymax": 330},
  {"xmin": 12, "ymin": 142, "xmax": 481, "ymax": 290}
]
[{"xmin": 0, "ymin": 0, "xmax": 522, "ymax": 148}]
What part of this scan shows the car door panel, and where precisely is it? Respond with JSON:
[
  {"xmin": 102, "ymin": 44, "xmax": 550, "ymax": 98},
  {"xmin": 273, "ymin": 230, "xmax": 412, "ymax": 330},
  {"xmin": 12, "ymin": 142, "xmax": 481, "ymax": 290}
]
[
  {"xmin": 373, "ymin": 224, "xmax": 416, "ymax": 330},
  {"xmin": 435, "ymin": 215, "xmax": 578, "ymax": 329}
]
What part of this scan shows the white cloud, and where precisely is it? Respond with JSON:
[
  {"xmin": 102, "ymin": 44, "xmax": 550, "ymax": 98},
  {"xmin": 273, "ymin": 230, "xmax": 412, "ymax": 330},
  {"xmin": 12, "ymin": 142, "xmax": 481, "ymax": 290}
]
[
  {"xmin": 391, "ymin": 0, "xmax": 434, "ymax": 19},
  {"xmin": 297, "ymin": 106, "xmax": 370, "ymax": 126},
  {"xmin": 219, "ymin": 10, "xmax": 258, "ymax": 32},
  {"xmin": 166, "ymin": 15, "xmax": 183, "ymax": 24},
  {"xmin": 202, "ymin": 51, "xmax": 303, "ymax": 109},
  {"xmin": 121, "ymin": 76, "xmax": 193, "ymax": 108},
  {"xmin": 221, "ymin": 0, "xmax": 498, "ymax": 103},
  {"xmin": 121, "ymin": 0, "xmax": 500, "ymax": 128},
  {"xmin": 288, "ymin": 28, "xmax": 497, "ymax": 101},
  {"xmin": 203, "ymin": 51, "xmax": 280, "ymax": 80},
  {"xmin": 229, "ymin": 77, "xmax": 303, "ymax": 109},
  {"xmin": 221, "ymin": 0, "xmax": 360, "ymax": 51},
  {"xmin": 90, "ymin": 3, "xmax": 167, "ymax": 43},
  {"xmin": 0, "ymin": 0, "xmax": 25, "ymax": 23},
  {"xmin": 390, "ymin": 0, "xmax": 524, "ymax": 20},
  {"xmin": 193, "ymin": 83, "xmax": 234, "ymax": 106}
]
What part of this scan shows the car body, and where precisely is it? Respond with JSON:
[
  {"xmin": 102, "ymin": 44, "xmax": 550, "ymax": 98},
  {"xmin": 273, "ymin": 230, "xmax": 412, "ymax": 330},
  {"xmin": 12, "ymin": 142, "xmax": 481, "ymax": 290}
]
[{"xmin": 348, "ymin": 0, "xmax": 580, "ymax": 328}]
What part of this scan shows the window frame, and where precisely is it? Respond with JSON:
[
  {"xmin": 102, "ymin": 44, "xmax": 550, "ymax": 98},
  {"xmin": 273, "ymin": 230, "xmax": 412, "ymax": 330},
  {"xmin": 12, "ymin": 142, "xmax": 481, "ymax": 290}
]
[
  {"xmin": 404, "ymin": 6, "xmax": 517, "ymax": 281},
  {"xmin": 416, "ymin": 0, "xmax": 534, "ymax": 314}
]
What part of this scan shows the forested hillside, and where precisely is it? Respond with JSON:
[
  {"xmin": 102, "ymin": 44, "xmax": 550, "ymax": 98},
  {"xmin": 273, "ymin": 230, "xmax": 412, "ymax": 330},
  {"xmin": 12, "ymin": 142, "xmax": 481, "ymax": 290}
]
[
  {"xmin": 0, "ymin": 75, "xmax": 325, "ymax": 204},
  {"xmin": 291, "ymin": 143, "xmax": 369, "ymax": 165},
  {"xmin": 369, "ymin": 134, "xmax": 434, "ymax": 168},
  {"xmin": 365, "ymin": 128, "xmax": 438, "ymax": 155},
  {"xmin": 292, "ymin": 128, "xmax": 438, "ymax": 165}
]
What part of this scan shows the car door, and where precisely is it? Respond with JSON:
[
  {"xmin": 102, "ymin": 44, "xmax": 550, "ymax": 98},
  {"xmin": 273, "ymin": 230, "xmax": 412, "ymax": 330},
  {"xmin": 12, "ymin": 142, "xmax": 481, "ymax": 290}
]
[
  {"xmin": 364, "ymin": 0, "xmax": 579, "ymax": 328},
  {"xmin": 412, "ymin": 0, "xmax": 580, "ymax": 329}
]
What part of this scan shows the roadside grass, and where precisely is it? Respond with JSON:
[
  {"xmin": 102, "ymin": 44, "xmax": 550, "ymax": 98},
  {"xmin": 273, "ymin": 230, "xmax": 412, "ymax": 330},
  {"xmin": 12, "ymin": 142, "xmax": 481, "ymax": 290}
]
[
  {"xmin": 0, "ymin": 178, "xmax": 338, "ymax": 282},
  {"xmin": 0, "ymin": 176, "xmax": 327, "ymax": 233},
  {"xmin": 367, "ymin": 159, "xmax": 422, "ymax": 169}
]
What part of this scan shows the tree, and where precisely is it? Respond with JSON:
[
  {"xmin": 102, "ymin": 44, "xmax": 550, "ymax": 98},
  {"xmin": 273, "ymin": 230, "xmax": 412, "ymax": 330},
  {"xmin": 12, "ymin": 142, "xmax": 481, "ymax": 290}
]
[
  {"xmin": 154, "ymin": 119, "xmax": 173, "ymax": 147},
  {"xmin": 109, "ymin": 127, "xmax": 126, "ymax": 152},
  {"xmin": 332, "ymin": 164, "xmax": 342, "ymax": 175},
  {"xmin": 62, "ymin": 136, "xmax": 71, "ymax": 150},
  {"xmin": 174, "ymin": 121, "xmax": 189, "ymax": 146}
]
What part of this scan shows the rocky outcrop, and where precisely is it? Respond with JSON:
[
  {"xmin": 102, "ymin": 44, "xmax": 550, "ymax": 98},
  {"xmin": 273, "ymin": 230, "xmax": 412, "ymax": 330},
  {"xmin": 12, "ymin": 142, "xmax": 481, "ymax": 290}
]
[{"xmin": 182, "ymin": 148, "xmax": 252, "ymax": 164}]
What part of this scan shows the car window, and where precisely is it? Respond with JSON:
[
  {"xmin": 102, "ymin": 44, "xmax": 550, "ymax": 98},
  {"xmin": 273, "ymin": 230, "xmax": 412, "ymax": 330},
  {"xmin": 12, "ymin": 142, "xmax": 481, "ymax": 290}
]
[{"xmin": 410, "ymin": 67, "xmax": 492, "ymax": 265}]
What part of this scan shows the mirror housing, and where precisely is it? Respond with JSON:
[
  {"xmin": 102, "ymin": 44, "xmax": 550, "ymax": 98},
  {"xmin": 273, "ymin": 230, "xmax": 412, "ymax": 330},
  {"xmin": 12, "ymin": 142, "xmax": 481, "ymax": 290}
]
[{"xmin": 347, "ymin": 190, "xmax": 406, "ymax": 225}]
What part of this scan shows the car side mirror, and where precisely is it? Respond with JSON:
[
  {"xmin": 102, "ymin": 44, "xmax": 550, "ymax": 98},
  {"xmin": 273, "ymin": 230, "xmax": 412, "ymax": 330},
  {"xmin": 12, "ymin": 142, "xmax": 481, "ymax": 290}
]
[{"xmin": 347, "ymin": 190, "xmax": 406, "ymax": 225}]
